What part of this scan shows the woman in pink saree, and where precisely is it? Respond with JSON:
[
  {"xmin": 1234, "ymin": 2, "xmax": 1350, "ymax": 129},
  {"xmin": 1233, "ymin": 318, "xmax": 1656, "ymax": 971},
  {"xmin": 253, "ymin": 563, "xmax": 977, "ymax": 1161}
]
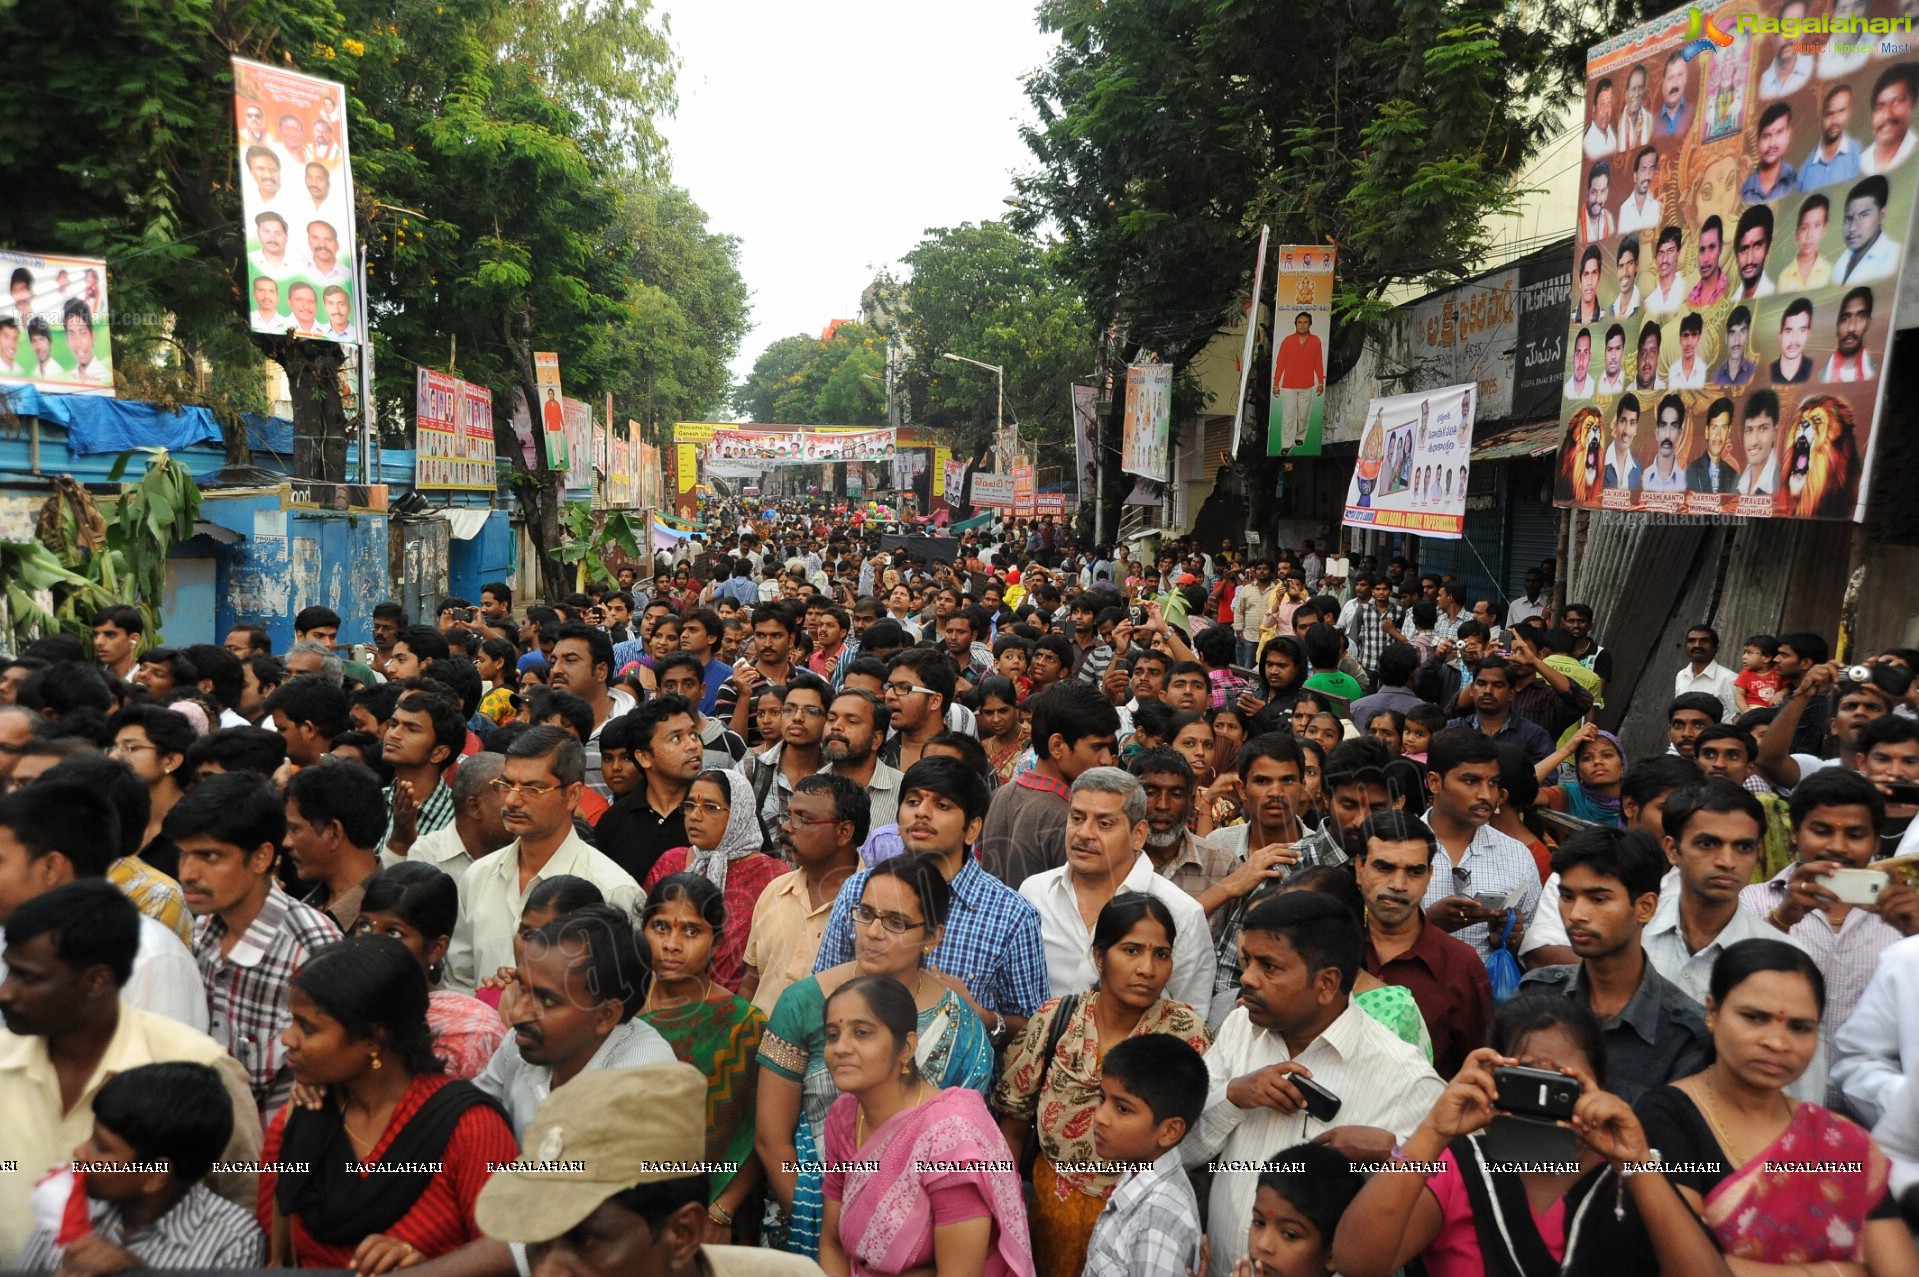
[
  {"xmin": 1634, "ymin": 940, "xmax": 1919, "ymax": 1275},
  {"xmin": 818, "ymin": 975, "xmax": 1034, "ymax": 1277}
]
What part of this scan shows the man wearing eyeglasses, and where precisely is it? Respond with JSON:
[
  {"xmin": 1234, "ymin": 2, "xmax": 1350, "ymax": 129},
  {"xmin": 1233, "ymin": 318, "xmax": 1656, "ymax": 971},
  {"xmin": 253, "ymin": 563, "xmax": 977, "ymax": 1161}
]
[
  {"xmin": 0, "ymin": 704, "xmax": 41, "ymax": 792},
  {"xmin": 446, "ymin": 726, "xmax": 644, "ymax": 992},
  {"xmin": 743, "ymin": 672, "xmax": 832, "ymax": 834},
  {"xmin": 877, "ymin": 649, "xmax": 954, "ymax": 774}
]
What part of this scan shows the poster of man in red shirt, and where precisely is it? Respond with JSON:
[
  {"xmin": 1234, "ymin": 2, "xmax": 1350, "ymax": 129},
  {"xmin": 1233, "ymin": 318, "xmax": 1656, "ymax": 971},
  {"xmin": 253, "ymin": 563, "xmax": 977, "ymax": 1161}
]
[{"xmin": 1268, "ymin": 245, "xmax": 1335, "ymax": 456}]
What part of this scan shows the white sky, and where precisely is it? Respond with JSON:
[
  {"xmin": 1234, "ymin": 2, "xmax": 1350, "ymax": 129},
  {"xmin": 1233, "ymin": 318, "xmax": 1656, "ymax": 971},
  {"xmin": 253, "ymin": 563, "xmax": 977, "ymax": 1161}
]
[{"xmin": 660, "ymin": 1, "xmax": 1057, "ymax": 401}]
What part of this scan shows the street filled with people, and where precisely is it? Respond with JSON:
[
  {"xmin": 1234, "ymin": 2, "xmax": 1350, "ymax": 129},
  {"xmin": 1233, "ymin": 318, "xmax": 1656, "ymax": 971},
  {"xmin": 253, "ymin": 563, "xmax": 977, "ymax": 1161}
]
[{"xmin": 5, "ymin": 499, "xmax": 1919, "ymax": 1277}]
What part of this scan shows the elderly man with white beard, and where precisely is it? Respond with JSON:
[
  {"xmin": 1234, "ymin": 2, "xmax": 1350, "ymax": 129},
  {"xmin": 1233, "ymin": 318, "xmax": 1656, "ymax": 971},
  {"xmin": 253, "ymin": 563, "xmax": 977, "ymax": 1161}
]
[{"xmin": 1129, "ymin": 748, "xmax": 1241, "ymax": 944}]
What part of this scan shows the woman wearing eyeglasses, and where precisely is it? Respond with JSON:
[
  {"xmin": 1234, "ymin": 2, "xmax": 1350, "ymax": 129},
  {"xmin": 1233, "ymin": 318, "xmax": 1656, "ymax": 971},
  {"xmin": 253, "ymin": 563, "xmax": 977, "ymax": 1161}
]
[
  {"xmin": 756, "ymin": 853, "xmax": 995, "ymax": 1259},
  {"xmin": 642, "ymin": 769, "xmax": 788, "ymax": 993}
]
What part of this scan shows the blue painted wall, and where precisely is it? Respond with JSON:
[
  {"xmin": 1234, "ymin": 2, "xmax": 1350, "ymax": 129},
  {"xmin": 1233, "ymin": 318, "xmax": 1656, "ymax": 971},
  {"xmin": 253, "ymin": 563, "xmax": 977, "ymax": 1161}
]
[{"xmin": 449, "ymin": 509, "xmax": 515, "ymax": 602}]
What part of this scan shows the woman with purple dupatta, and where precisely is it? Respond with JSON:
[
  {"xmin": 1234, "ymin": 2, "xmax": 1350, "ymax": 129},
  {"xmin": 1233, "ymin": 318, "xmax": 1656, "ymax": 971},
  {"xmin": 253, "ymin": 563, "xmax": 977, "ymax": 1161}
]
[
  {"xmin": 818, "ymin": 975, "xmax": 1033, "ymax": 1277},
  {"xmin": 1635, "ymin": 940, "xmax": 1919, "ymax": 1275}
]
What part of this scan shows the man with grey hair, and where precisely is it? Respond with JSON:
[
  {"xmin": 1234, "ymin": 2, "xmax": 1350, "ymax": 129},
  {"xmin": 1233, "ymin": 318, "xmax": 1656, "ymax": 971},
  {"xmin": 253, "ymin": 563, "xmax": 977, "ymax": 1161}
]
[
  {"xmin": 445, "ymin": 726, "xmax": 643, "ymax": 991},
  {"xmin": 382, "ymin": 748, "xmax": 512, "ymax": 885},
  {"xmin": 283, "ymin": 640, "xmax": 344, "ymax": 687},
  {"xmin": 1016, "ymin": 764, "xmax": 1215, "ymax": 1008},
  {"xmin": 0, "ymin": 703, "xmax": 44, "ymax": 790}
]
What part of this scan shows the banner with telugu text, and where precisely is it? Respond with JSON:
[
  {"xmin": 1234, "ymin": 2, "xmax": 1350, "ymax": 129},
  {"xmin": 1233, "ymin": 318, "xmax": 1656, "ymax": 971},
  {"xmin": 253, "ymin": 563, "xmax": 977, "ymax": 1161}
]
[{"xmin": 1120, "ymin": 363, "xmax": 1172, "ymax": 482}]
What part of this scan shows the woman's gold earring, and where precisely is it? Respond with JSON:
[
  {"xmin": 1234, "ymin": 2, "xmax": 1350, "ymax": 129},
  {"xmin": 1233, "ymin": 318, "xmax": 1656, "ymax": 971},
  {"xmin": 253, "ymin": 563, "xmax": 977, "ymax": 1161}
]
[{"xmin": 370, "ymin": 1050, "xmax": 382, "ymax": 1070}]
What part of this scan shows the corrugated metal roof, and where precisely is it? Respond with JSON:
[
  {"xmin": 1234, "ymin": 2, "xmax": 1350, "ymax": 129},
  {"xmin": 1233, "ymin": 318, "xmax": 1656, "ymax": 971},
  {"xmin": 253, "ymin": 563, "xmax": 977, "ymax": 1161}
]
[{"xmin": 1471, "ymin": 419, "xmax": 1561, "ymax": 462}]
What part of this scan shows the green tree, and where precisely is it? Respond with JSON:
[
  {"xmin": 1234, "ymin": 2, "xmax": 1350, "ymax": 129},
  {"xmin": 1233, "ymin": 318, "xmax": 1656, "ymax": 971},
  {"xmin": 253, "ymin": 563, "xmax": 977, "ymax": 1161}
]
[
  {"xmin": 733, "ymin": 334, "xmax": 825, "ymax": 423},
  {"xmin": 731, "ymin": 326, "xmax": 887, "ymax": 427},
  {"xmin": 881, "ymin": 220, "xmax": 1092, "ymax": 463}
]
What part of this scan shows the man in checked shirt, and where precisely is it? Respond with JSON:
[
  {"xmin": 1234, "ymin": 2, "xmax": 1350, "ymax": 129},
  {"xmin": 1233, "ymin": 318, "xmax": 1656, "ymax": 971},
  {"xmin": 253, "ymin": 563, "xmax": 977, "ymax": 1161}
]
[{"xmin": 172, "ymin": 772, "xmax": 341, "ymax": 1119}]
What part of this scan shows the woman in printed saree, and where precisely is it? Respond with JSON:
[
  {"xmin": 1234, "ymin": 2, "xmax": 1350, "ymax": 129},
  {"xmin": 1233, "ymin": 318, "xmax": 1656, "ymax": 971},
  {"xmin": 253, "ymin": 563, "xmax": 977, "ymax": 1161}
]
[
  {"xmin": 991, "ymin": 893, "xmax": 1210, "ymax": 1277},
  {"xmin": 819, "ymin": 975, "xmax": 1034, "ymax": 1277},
  {"xmin": 1333, "ymin": 993, "xmax": 1730, "ymax": 1277},
  {"xmin": 1636, "ymin": 940, "xmax": 1919, "ymax": 1275},
  {"xmin": 638, "ymin": 873, "xmax": 768, "ymax": 1244},
  {"xmin": 755, "ymin": 852, "xmax": 995, "ymax": 1259}
]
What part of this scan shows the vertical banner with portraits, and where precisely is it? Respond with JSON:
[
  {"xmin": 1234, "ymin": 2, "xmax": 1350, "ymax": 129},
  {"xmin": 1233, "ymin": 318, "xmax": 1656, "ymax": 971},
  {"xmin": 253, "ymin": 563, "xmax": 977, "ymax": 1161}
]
[
  {"xmin": 1343, "ymin": 384, "xmax": 1477, "ymax": 538},
  {"xmin": 1071, "ymin": 382, "xmax": 1098, "ymax": 501},
  {"xmin": 1121, "ymin": 362, "xmax": 1173, "ymax": 482},
  {"xmin": 1267, "ymin": 245, "xmax": 1336, "ymax": 456},
  {"xmin": 0, "ymin": 249, "xmax": 114, "ymax": 395},
  {"xmin": 563, "ymin": 398, "xmax": 595, "ymax": 491},
  {"xmin": 1555, "ymin": 2, "xmax": 1917, "ymax": 523},
  {"xmin": 414, "ymin": 369, "xmax": 495, "ymax": 491},
  {"xmin": 233, "ymin": 58, "xmax": 358, "ymax": 344},
  {"xmin": 533, "ymin": 352, "xmax": 569, "ymax": 470}
]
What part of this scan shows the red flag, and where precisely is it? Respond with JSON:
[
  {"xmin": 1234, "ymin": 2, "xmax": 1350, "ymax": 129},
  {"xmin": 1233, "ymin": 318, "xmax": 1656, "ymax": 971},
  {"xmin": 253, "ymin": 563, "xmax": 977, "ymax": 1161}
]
[{"xmin": 30, "ymin": 1166, "xmax": 91, "ymax": 1246}]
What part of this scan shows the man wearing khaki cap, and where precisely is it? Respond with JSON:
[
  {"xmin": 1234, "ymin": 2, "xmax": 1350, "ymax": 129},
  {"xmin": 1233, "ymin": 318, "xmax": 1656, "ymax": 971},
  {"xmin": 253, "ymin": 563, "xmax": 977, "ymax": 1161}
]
[{"xmin": 477, "ymin": 1063, "xmax": 824, "ymax": 1276}]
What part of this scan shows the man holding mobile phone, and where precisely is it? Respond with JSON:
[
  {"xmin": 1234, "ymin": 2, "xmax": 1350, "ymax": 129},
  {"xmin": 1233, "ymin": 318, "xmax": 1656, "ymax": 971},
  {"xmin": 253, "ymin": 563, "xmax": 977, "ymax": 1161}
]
[{"xmin": 1746, "ymin": 769, "xmax": 1917, "ymax": 1062}]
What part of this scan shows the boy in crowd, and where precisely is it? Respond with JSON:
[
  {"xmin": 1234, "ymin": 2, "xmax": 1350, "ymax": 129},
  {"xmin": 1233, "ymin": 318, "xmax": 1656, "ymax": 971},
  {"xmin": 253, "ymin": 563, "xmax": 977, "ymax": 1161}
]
[
  {"xmin": 12, "ymin": 1062, "xmax": 264, "ymax": 1270},
  {"xmin": 1081, "ymin": 1035, "xmax": 1209, "ymax": 1277}
]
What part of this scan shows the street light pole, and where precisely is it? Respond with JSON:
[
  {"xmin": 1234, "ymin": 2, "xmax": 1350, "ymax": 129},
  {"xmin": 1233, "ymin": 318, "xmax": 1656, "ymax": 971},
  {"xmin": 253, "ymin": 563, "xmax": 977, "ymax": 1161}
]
[{"xmin": 940, "ymin": 351, "xmax": 1006, "ymax": 465}]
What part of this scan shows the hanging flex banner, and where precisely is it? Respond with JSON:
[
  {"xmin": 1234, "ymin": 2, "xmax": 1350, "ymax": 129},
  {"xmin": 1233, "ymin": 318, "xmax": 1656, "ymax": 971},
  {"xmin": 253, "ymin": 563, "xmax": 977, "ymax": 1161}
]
[
  {"xmin": 1071, "ymin": 382, "xmax": 1098, "ymax": 501},
  {"xmin": 1553, "ymin": 1, "xmax": 1917, "ymax": 522},
  {"xmin": 414, "ymin": 368, "xmax": 495, "ymax": 491},
  {"xmin": 234, "ymin": 58, "xmax": 358, "ymax": 344},
  {"xmin": 534, "ymin": 352, "xmax": 568, "ymax": 469},
  {"xmin": 1268, "ymin": 244, "xmax": 1336, "ymax": 456},
  {"xmin": 1120, "ymin": 363, "xmax": 1172, "ymax": 482},
  {"xmin": 0, "ymin": 249, "xmax": 114, "ymax": 395},
  {"xmin": 706, "ymin": 426, "xmax": 897, "ymax": 465},
  {"xmin": 1343, "ymin": 382, "xmax": 1477, "ymax": 539}
]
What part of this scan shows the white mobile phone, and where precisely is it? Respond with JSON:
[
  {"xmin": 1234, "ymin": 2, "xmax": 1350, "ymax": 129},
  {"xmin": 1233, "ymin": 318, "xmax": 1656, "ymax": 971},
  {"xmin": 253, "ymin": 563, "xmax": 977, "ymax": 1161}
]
[{"xmin": 1818, "ymin": 867, "xmax": 1889, "ymax": 906}]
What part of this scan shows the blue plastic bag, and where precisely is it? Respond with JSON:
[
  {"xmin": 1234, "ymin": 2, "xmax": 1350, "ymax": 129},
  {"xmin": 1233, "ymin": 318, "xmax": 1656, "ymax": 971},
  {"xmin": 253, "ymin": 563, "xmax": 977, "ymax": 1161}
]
[{"xmin": 1485, "ymin": 909, "xmax": 1523, "ymax": 1004}]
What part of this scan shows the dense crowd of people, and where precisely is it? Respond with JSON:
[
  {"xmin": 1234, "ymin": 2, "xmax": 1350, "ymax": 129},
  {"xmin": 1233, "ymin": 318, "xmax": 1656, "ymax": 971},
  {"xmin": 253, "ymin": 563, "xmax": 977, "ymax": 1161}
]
[{"xmin": 4, "ymin": 499, "xmax": 1919, "ymax": 1277}]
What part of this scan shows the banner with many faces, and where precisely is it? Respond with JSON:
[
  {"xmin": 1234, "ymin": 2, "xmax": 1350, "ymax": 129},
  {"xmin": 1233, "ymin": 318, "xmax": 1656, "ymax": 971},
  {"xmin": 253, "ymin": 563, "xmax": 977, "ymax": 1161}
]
[{"xmin": 1553, "ymin": 2, "xmax": 1916, "ymax": 522}]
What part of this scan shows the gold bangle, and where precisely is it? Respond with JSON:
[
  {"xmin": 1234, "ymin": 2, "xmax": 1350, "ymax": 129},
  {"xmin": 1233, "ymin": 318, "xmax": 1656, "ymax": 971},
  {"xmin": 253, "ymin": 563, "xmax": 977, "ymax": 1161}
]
[{"xmin": 707, "ymin": 1204, "xmax": 734, "ymax": 1226}]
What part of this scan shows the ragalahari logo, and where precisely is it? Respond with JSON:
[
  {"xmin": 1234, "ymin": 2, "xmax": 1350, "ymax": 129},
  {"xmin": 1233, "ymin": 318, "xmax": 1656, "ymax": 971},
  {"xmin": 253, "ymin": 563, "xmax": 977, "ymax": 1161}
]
[{"xmin": 1680, "ymin": 7, "xmax": 1734, "ymax": 60}]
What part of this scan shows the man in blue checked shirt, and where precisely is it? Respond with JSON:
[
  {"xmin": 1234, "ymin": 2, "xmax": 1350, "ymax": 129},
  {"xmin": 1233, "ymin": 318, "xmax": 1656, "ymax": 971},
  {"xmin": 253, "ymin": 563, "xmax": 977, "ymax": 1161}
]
[{"xmin": 813, "ymin": 756, "xmax": 1047, "ymax": 1043}]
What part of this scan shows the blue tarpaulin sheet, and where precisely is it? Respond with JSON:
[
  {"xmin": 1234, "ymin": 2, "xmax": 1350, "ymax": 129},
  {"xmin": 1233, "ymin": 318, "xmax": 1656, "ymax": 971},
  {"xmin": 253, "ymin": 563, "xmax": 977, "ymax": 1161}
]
[
  {"xmin": 1, "ymin": 384, "xmax": 223, "ymax": 456},
  {"xmin": 243, "ymin": 413, "xmax": 293, "ymax": 456}
]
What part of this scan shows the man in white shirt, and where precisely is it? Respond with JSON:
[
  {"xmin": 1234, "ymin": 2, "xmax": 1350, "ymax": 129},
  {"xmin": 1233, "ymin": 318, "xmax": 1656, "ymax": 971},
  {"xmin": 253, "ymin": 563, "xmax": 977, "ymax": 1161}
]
[
  {"xmin": 1563, "ymin": 327, "xmax": 1596, "ymax": 399},
  {"xmin": 1605, "ymin": 394, "xmax": 1643, "ymax": 490},
  {"xmin": 248, "ymin": 212, "xmax": 303, "ymax": 280},
  {"xmin": 1640, "ymin": 394, "xmax": 1688, "ymax": 494},
  {"xmin": 1646, "ymin": 780, "xmax": 1821, "ymax": 1102},
  {"xmin": 285, "ymin": 281, "xmax": 326, "ymax": 338},
  {"xmin": 1730, "ymin": 205, "xmax": 1776, "ymax": 303},
  {"xmin": 61, "ymin": 300, "xmax": 110, "ymax": 387},
  {"xmin": 1643, "ymin": 226, "xmax": 1689, "ymax": 316},
  {"xmin": 1578, "ymin": 161, "xmax": 1614, "ymax": 242},
  {"xmin": 321, "ymin": 285, "xmax": 357, "ymax": 343},
  {"xmin": 1184, "ymin": 891, "xmax": 1443, "ymax": 1277},
  {"xmin": 1019, "ymin": 767, "xmax": 1214, "ymax": 1011},
  {"xmin": 1617, "ymin": 63, "xmax": 1653, "ymax": 152},
  {"xmin": 1739, "ymin": 389, "xmax": 1782, "ymax": 496},
  {"xmin": 1420, "ymin": 728, "xmax": 1542, "ymax": 957},
  {"xmin": 1674, "ymin": 626, "xmax": 1740, "ymax": 712},
  {"xmin": 1823, "ymin": 286, "xmax": 1878, "ymax": 382},
  {"xmin": 1596, "ymin": 323, "xmax": 1628, "ymax": 395},
  {"xmin": 445, "ymin": 729, "xmax": 644, "ymax": 991},
  {"xmin": 471, "ymin": 904, "xmax": 674, "ymax": 1134},
  {"xmin": 248, "ymin": 275, "xmax": 291, "ymax": 334},
  {"xmin": 304, "ymin": 220, "xmax": 354, "ymax": 289},
  {"xmin": 1860, "ymin": 65, "xmax": 1916, "ymax": 176},
  {"xmin": 1836, "ymin": 175, "xmax": 1900, "ymax": 283},
  {"xmin": 1584, "ymin": 77, "xmax": 1620, "ymax": 159},
  {"xmin": 1667, "ymin": 313, "xmax": 1708, "ymax": 389},
  {"xmin": 1758, "ymin": 4, "xmax": 1813, "ymax": 99},
  {"xmin": 1616, "ymin": 145, "xmax": 1662, "ymax": 233}
]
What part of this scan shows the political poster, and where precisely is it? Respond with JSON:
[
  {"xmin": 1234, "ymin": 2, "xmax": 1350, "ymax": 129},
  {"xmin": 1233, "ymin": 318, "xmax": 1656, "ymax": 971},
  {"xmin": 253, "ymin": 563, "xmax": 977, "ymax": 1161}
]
[
  {"xmin": 1012, "ymin": 464, "xmax": 1036, "ymax": 516},
  {"xmin": 0, "ymin": 249, "xmax": 113, "ymax": 396},
  {"xmin": 943, "ymin": 458, "xmax": 968, "ymax": 506},
  {"xmin": 563, "ymin": 397, "xmax": 594, "ymax": 491},
  {"xmin": 1231, "ymin": 226, "xmax": 1271, "ymax": 454},
  {"xmin": 638, "ymin": 442, "xmax": 662, "ymax": 511},
  {"xmin": 534, "ymin": 352, "xmax": 568, "ymax": 469},
  {"xmin": 1072, "ymin": 382, "xmax": 1099, "ymax": 500},
  {"xmin": 1554, "ymin": 1, "xmax": 1917, "ymax": 523},
  {"xmin": 234, "ymin": 58, "xmax": 358, "ymax": 344},
  {"xmin": 1268, "ymin": 245, "xmax": 1336, "ymax": 456},
  {"xmin": 606, "ymin": 430, "xmax": 632, "ymax": 507},
  {"xmin": 1120, "ymin": 363, "xmax": 1172, "ymax": 482},
  {"xmin": 1343, "ymin": 383, "xmax": 1476, "ymax": 539},
  {"xmin": 705, "ymin": 426, "xmax": 897, "ymax": 465},
  {"xmin": 414, "ymin": 368, "xmax": 495, "ymax": 491}
]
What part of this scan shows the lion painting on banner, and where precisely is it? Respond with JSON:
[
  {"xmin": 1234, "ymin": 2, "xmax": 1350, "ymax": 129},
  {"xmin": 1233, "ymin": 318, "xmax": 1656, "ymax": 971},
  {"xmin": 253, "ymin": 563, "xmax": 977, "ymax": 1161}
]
[
  {"xmin": 1558, "ymin": 406, "xmax": 1607, "ymax": 506},
  {"xmin": 1784, "ymin": 393, "xmax": 1860, "ymax": 521}
]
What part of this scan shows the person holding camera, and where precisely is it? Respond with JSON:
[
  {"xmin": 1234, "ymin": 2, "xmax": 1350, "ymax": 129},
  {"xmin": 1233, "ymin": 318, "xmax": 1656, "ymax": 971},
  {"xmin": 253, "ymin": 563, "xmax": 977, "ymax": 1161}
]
[{"xmin": 1330, "ymin": 993, "xmax": 1731, "ymax": 1277}]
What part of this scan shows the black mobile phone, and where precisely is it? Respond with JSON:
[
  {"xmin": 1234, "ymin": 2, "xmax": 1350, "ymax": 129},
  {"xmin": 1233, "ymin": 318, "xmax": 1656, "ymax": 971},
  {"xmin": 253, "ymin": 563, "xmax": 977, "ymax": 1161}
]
[
  {"xmin": 1882, "ymin": 781, "xmax": 1919, "ymax": 805},
  {"xmin": 1493, "ymin": 1065, "xmax": 1580, "ymax": 1121},
  {"xmin": 1291, "ymin": 1074, "xmax": 1343, "ymax": 1122}
]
